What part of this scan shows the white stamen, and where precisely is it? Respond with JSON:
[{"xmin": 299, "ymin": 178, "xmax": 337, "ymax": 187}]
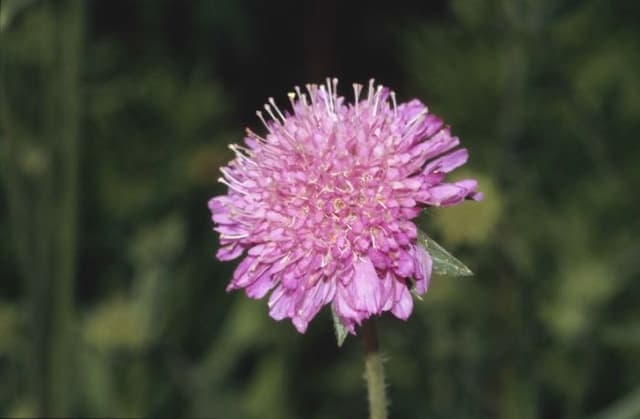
[
  {"xmin": 256, "ymin": 110, "xmax": 271, "ymax": 132},
  {"xmin": 326, "ymin": 77, "xmax": 334, "ymax": 112},
  {"xmin": 263, "ymin": 104, "xmax": 280, "ymax": 125},
  {"xmin": 294, "ymin": 86, "xmax": 306, "ymax": 107},
  {"xmin": 373, "ymin": 85, "xmax": 383, "ymax": 116},
  {"xmin": 390, "ymin": 91, "xmax": 397, "ymax": 115},
  {"xmin": 228, "ymin": 144, "xmax": 247, "ymax": 157},
  {"xmin": 287, "ymin": 92, "xmax": 296, "ymax": 110},
  {"xmin": 229, "ymin": 144, "xmax": 257, "ymax": 166},
  {"xmin": 220, "ymin": 167, "xmax": 249, "ymax": 187},
  {"xmin": 353, "ymin": 83, "xmax": 363, "ymax": 114},
  {"xmin": 305, "ymin": 84, "xmax": 317, "ymax": 107},
  {"xmin": 368, "ymin": 79, "xmax": 375, "ymax": 103},
  {"xmin": 229, "ymin": 143, "xmax": 251, "ymax": 154},
  {"xmin": 217, "ymin": 177, "xmax": 248, "ymax": 194},
  {"xmin": 220, "ymin": 232, "xmax": 249, "ymax": 240},
  {"xmin": 319, "ymin": 84, "xmax": 331, "ymax": 115},
  {"xmin": 268, "ymin": 97, "xmax": 286, "ymax": 122},
  {"xmin": 246, "ymin": 128, "xmax": 267, "ymax": 144}
]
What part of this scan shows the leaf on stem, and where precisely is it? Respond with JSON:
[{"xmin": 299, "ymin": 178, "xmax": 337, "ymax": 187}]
[
  {"xmin": 331, "ymin": 305, "xmax": 349, "ymax": 347},
  {"xmin": 417, "ymin": 229, "xmax": 473, "ymax": 276}
]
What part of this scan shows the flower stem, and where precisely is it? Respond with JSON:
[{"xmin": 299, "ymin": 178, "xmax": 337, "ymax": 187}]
[{"xmin": 362, "ymin": 319, "xmax": 388, "ymax": 419}]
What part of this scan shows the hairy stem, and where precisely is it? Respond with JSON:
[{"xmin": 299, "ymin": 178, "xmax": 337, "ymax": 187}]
[{"xmin": 362, "ymin": 319, "xmax": 388, "ymax": 419}]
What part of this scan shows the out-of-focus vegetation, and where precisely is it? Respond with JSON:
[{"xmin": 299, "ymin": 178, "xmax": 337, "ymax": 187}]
[{"xmin": 1, "ymin": 0, "xmax": 639, "ymax": 418}]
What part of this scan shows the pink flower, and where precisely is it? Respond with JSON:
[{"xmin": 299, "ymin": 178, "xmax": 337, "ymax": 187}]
[{"xmin": 209, "ymin": 79, "xmax": 481, "ymax": 333}]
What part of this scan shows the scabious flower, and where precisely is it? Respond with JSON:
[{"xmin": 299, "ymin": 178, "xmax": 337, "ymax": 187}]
[{"xmin": 209, "ymin": 79, "xmax": 481, "ymax": 334}]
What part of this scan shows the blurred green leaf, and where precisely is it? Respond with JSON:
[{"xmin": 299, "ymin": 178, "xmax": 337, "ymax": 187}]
[
  {"xmin": 82, "ymin": 295, "xmax": 149, "ymax": 351},
  {"xmin": 0, "ymin": 0, "xmax": 42, "ymax": 31},
  {"xmin": 602, "ymin": 322, "xmax": 640, "ymax": 347},
  {"xmin": 417, "ymin": 229, "xmax": 473, "ymax": 276},
  {"xmin": 0, "ymin": 303, "xmax": 18, "ymax": 355},
  {"xmin": 244, "ymin": 354, "xmax": 291, "ymax": 419},
  {"xmin": 431, "ymin": 171, "xmax": 501, "ymax": 245},
  {"xmin": 587, "ymin": 387, "xmax": 640, "ymax": 419}
]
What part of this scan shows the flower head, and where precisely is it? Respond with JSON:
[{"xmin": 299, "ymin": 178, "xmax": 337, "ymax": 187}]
[{"xmin": 209, "ymin": 79, "xmax": 481, "ymax": 333}]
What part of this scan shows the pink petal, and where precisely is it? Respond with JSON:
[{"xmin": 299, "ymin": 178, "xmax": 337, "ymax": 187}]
[
  {"xmin": 227, "ymin": 256, "xmax": 257, "ymax": 289},
  {"xmin": 391, "ymin": 282, "xmax": 414, "ymax": 320},
  {"xmin": 245, "ymin": 268, "xmax": 275, "ymax": 299},
  {"xmin": 292, "ymin": 279, "xmax": 331, "ymax": 333},
  {"xmin": 334, "ymin": 281, "xmax": 364, "ymax": 325},
  {"xmin": 268, "ymin": 285, "xmax": 297, "ymax": 321},
  {"xmin": 351, "ymin": 257, "xmax": 383, "ymax": 314},
  {"xmin": 380, "ymin": 273, "xmax": 396, "ymax": 311},
  {"xmin": 216, "ymin": 243, "xmax": 244, "ymax": 261},
  {"xmin": 424, "ymin": 148, "xmax": 469, "ymax": 174},
  {"xmin": 395, "ymin": 250, "xmax": 414, "ymax": 278},
  {"xmin": 413, "ymin": 245, "xmax": 432, "ymax": 295}
]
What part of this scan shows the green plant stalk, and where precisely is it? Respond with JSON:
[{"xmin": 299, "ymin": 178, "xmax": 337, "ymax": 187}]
[
  {"xmin": 1, "ymin": 0, "xmax": 84, "ymax": 414},
  {"xmin": 362, "ymin": 319, "xmax": 388, "ymax": 419},
  {"xmin": 47, "ymin": 0, "xmax": 84, "ymax": 415}
]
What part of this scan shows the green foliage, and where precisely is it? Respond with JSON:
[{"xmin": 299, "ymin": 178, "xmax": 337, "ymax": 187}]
[
  {"xmin": 1, "ymin": 0, "xmax": 639, "ymax": 418},
  {"xmin": 400, "ymin": 1, "xmax": 640, "ymax": 417}
]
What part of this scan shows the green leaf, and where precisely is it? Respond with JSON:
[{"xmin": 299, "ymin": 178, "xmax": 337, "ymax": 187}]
[
  {"xmin": 587, "ymin": 386, "xmax": 640, "ymax": 419},
  {"xmin": 417, "ymin": 229, "xmax": 474, "ymax": 276},
  {"xmin": 331, "ymin": 305, "xmax": 349, "ymax": 347}
]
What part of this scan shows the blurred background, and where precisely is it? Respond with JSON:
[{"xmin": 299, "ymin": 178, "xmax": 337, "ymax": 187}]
[{"xmin": 1, "ymin": 0, "xmax": 640, "ymax": 418}]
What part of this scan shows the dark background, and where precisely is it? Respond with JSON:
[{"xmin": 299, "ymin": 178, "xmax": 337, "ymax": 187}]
[{"xmin": 1, "ymin": 0, "xmax": 640, "ymax": 417}]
